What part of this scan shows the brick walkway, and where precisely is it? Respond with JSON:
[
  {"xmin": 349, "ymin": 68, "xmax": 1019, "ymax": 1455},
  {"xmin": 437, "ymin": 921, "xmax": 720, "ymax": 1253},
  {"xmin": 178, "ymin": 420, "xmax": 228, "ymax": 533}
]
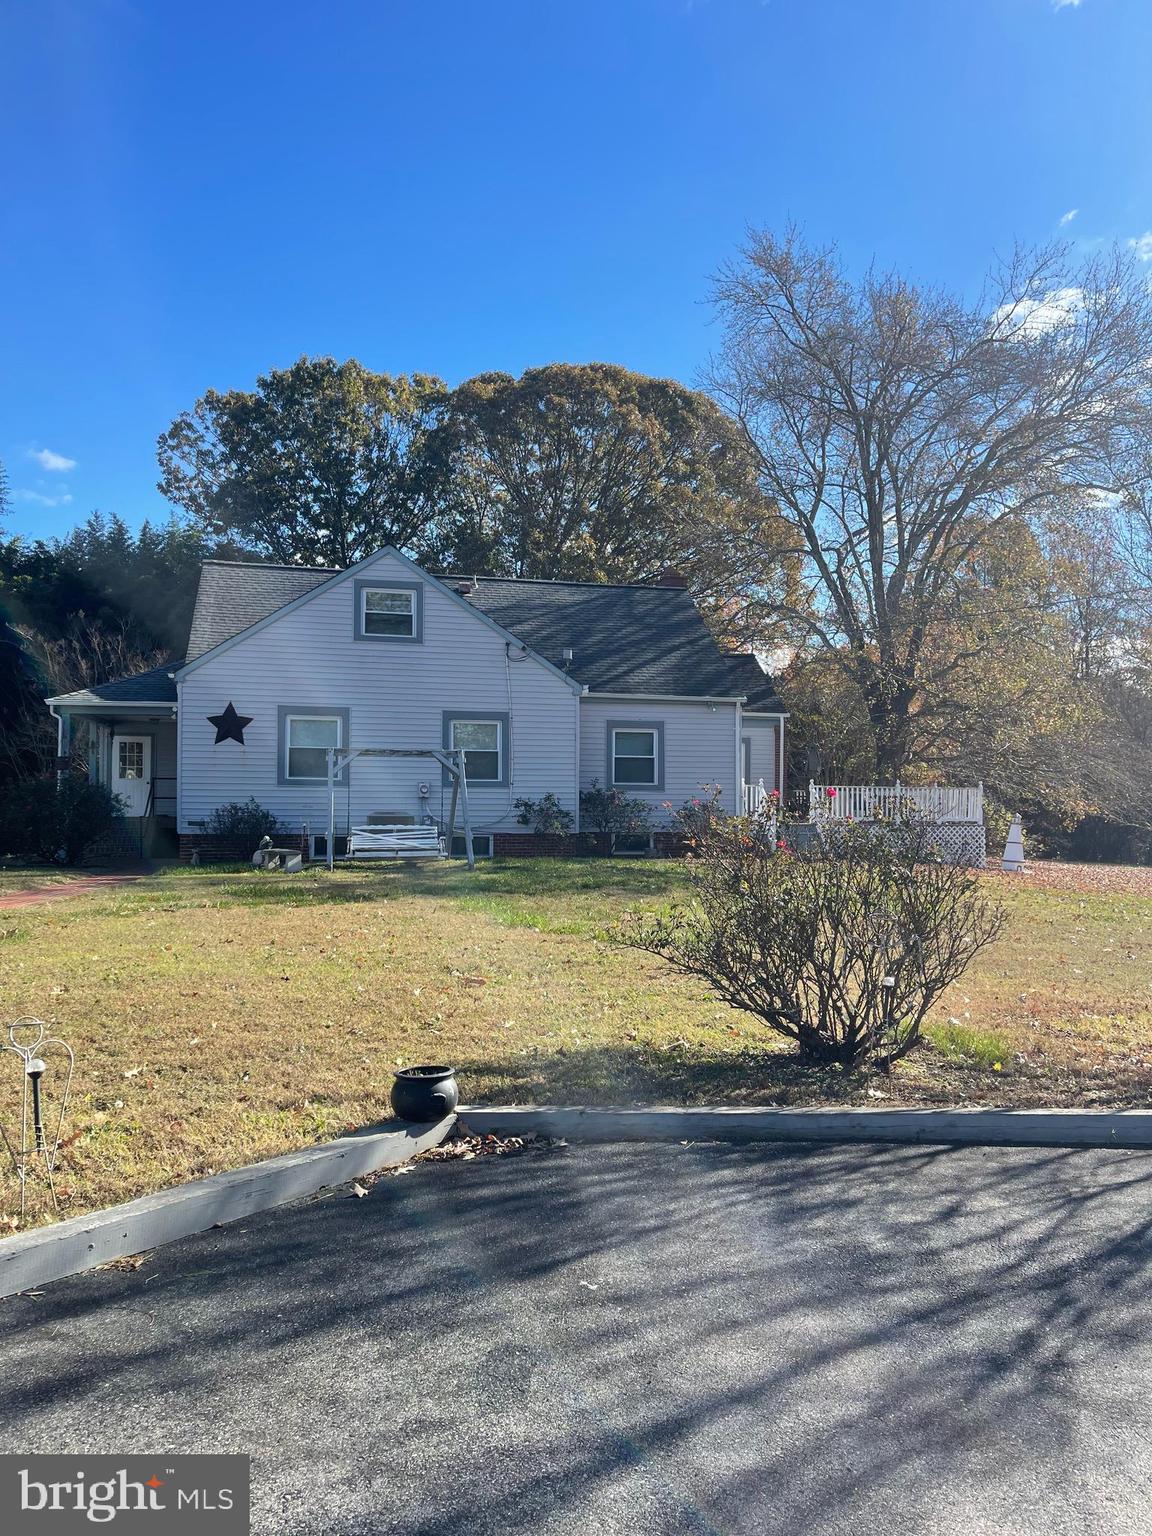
[{"xmin": 0, "ymin": 873, "xmax": 148, "ymax": 910}]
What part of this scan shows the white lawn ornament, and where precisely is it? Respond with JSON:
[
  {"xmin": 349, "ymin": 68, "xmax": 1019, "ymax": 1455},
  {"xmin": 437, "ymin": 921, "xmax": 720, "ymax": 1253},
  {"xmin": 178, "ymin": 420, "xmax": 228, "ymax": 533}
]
[
  {"xmin": 1002, "ymin": 815, "xmax": 1025, "ymax": 873},
  {"xmin": 0, "ymin": 1018, "xmax": 75, "ymax": 1217}
]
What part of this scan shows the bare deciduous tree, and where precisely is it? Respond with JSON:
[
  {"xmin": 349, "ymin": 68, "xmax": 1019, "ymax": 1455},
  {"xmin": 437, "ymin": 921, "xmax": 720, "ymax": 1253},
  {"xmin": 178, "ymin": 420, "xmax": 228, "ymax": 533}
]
[
  {"xmin": 710, "ymin": 231, "xmax": 1152, "ymax": 776},
  {"xmin": 0, "ymin": 619, "xmax": 165, "ymax": 785}
]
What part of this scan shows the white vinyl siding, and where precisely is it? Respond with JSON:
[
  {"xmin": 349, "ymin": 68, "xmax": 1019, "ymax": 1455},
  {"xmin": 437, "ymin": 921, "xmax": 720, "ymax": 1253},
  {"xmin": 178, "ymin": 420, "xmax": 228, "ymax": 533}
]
[
  {"xmin": 580, "ymin": 697, "xmax": 741, "ymax": 823},
  {"xmin": 177, "ymin": 551, "xmax": 578, "ymax": 833}
]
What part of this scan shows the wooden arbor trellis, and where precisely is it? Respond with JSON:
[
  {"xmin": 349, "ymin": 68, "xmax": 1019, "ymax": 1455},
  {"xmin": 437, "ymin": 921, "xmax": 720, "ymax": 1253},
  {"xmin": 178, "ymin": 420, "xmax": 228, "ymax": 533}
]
[{"xmin": 324, "ymin": 746, "xmax": 476, "ymax": 871}]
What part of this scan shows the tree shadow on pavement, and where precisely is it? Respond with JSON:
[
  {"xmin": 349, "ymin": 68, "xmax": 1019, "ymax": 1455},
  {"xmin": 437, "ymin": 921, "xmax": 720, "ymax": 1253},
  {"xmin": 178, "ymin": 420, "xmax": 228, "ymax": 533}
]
[{"xmin": 0, "ymin": 1139, "xmax": 1149, "ymax": 1535}]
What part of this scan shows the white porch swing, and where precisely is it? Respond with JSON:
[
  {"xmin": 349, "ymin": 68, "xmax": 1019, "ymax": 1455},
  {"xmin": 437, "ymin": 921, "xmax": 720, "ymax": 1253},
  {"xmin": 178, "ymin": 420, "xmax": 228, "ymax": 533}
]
[{"xmin": 323, "ymin": 745, "xmax": 476, "ymax": 872}]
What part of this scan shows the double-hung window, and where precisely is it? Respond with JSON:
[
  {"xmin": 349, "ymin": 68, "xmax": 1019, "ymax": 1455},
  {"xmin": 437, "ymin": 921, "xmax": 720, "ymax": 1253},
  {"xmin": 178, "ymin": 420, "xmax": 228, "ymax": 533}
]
[
  {"xmin": 355, "ymin": 580, "xmax": 422, "ymax": 641},
  {"xmin": 363, "ymin": 588, "xmax": 414, "ymax": 637},
  {"xmin": 451, "ymin": 719, "xmax": 502, "ymax": 783},
  {"xmin": 610, "ymin": 724, "xmax": 661, "ymax": 787},
  {"xmin": 283, "ymin": 713, "xmax": 342, "ymax": 781}
]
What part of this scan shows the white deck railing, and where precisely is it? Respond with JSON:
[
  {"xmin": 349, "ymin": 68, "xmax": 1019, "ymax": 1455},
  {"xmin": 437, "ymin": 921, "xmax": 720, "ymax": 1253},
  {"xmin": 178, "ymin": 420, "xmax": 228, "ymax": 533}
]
[
  {"xmin": 743, "ymin": 779, "xmax": 769, "ymax": 818},
  {"xmin": 808, "ymin": 781, "xmax": 984, "ymax": 824}
]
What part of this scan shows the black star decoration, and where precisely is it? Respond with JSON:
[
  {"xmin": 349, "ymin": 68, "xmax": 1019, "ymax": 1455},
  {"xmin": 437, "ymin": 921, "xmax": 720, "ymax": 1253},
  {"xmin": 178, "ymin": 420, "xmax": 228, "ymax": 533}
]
[{"xmin": 207, "ymin": 702, "xmax": 253, "ymax": 745}]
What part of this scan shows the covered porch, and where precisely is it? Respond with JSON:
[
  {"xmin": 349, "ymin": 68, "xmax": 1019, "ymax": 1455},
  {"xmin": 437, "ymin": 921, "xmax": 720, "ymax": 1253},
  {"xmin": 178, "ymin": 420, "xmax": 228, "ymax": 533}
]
[{"xmin": 47, "ymin": 665, "xmax": 180, "ymax": 860}]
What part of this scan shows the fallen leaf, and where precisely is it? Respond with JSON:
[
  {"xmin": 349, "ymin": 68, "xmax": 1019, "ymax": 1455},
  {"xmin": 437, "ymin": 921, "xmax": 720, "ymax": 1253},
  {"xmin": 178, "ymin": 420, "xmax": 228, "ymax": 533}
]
[{"xmin": 100, "ymin": 1253, "xmax": 149, "ymax": 1273}]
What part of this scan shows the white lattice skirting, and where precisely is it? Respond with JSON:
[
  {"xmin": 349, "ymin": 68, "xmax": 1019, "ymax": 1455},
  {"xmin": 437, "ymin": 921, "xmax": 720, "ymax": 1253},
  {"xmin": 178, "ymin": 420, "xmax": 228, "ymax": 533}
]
[
  {"xmin": 787, "ymin": 821, "xmax": 987, "ymax": 868},
  {"xmin": 918, "ymin": 821, "xmax": 987, "ymax": 868}
]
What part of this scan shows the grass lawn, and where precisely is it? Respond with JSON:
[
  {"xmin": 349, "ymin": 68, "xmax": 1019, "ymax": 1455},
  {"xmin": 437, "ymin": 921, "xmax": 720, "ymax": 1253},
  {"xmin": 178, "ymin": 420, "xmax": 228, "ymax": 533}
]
[{"xmin": 0, "ymin": 856, "xmax": 1149, "ymax": 1223}]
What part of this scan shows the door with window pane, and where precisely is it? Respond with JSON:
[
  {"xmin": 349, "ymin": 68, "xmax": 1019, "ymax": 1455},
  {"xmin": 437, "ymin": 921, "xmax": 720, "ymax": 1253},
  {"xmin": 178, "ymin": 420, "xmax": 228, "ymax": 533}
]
[{"xmin": 112, "ymin": 734, "xmax": 151, "ymax": 817}]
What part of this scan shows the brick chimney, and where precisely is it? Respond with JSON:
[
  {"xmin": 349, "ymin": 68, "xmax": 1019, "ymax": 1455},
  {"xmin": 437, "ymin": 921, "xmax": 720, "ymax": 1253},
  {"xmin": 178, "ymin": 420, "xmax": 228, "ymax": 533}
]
[{"xmin": 655, "ymin": 569, "xmax": 688, "ymax": 588}]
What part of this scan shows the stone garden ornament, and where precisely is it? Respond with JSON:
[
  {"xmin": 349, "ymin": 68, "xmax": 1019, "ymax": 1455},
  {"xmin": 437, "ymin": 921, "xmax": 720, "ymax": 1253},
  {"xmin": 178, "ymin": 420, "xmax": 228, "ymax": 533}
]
[{"xmin": 0, "ymin": 1017, "xmax": 74, "ymax": 1217}]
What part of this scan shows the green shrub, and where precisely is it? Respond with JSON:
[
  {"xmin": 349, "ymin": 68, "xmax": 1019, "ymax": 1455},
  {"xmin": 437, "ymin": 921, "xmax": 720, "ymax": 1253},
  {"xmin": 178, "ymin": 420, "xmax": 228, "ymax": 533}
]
[
  {"xmin": 579, "ymin": 780, "xmax": 652, "ymax": 843},
  {"xmin": 514, "ymin": 793, "xmax": 574, "ymax": 836},
  {"xmin": 204, "ymin": 799, "xmax": 282, "ymax": 854},
  {"xmin": 670, "ymin": 784, "xmax": 744, "ymax": 845},
  {"xmin": 0, "ymin": 777, "xmax": 126, "ymax": 866}
]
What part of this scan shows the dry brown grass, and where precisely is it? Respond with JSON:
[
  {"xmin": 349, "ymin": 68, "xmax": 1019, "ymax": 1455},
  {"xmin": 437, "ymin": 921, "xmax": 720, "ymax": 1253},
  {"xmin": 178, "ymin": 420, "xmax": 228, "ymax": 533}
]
[{"xmin": 0, "ymin": 857, "xmax": 1148, "ymax": 1225}]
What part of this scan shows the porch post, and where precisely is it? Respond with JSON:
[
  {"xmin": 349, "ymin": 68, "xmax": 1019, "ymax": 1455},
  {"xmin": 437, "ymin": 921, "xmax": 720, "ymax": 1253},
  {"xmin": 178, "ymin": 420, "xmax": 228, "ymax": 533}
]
[
  {"xmin": 53, "ymin": 710, "xmax": 72, "ymax": 782},
  {"xmin": 458, "ymin": 751, "xmax": 475, "ymax": 871},
  {"xmin": 327, "ymin": 748, "xmax": 336, "ymax": 872},
  {"xmin": 445, "ymin": 772, "xmax": 460, "ymax": 859}
]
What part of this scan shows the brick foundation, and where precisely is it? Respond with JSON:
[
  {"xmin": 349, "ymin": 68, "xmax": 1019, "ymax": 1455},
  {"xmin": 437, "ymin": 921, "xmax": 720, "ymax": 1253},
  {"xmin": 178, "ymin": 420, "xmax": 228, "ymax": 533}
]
[
  {"xmin": 180, "ymin": 834, "xmax": 249, "ymax": 863},
  {"xmin": 179, "ymin": 829, "xmax": 311, "ymax": 863}
]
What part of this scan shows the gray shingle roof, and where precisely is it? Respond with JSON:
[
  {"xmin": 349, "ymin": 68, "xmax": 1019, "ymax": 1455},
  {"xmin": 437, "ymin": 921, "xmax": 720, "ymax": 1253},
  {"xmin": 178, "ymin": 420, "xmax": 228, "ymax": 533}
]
[
  {"xmin": 457, "ymin": 577, "xmax": 776, "ymax": 700},
  {"xmin": 50, "ymin": 662, "xmax": 180, "ymax": 706},
  {"xmin": 723, "ymin": 652, "xmax": 785, "ymax": 712},
  {"xmin": 186, "ymin": 561, "xmax": 337, "ymax": 660},
  {"xmin": 169, "ymin": 559, "xmax": 784, "ymax": 705}
]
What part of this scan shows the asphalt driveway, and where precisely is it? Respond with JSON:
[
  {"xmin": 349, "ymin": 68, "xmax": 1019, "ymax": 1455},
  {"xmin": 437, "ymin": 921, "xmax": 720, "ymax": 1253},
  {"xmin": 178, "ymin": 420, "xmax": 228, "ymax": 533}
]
[{"xmin": 1, "ymin": 1138, "xmax": 1150, "ymax": 1535}]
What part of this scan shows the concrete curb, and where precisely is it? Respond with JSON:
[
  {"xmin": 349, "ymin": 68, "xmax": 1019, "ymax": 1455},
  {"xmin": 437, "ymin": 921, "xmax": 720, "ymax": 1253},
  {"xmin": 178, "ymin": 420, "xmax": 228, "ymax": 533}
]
[
  {"xmin": 0, "ymin": 1116, "xmax": 453, "ymax": 1300},
  {"xmin": 459, "ymin": 1104, "xmax": 1152, "ymax": 1151}
]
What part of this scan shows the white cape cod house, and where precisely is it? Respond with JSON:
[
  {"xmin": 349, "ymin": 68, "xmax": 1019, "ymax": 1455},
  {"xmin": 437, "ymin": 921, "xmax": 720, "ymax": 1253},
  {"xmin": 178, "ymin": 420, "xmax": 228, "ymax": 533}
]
[{"xmin": 46, "ymin": 548, "xmax": 786, "ymax": 858}]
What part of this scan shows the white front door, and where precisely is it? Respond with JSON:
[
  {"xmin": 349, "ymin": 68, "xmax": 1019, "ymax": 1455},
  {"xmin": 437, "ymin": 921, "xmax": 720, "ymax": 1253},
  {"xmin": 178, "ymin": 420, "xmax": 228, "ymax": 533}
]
[{"xmin": 111, "ymin": 734, "xmax": 151, "ymax": 817}]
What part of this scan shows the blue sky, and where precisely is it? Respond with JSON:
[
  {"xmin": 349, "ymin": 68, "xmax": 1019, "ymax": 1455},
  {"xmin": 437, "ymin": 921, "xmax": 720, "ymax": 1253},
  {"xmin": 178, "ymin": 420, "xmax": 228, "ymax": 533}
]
[{"xmin": 1, "ymin": 0, "xmax": 1149, "ymax": 540}]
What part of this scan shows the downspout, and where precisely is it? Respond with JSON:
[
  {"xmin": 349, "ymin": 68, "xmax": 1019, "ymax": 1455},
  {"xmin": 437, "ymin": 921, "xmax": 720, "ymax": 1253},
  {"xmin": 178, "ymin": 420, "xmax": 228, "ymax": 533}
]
[
  {"xmin": 49, "ymin": 707, "xmax": 69, "ymax": 784},
  {"xmin": 734, "ymin": 698, "xmax": 746, "ymax": 816},
  {"xmin": 777, "ymin": 716, "xmax": 787, "ymax": 801},
  {"xmin": 573, "ymin": 686, "xmax": 586, "ymax": 832},
  {"xmin": 169, "ymin": 672, "xmax": 181, "ymax": 839}
]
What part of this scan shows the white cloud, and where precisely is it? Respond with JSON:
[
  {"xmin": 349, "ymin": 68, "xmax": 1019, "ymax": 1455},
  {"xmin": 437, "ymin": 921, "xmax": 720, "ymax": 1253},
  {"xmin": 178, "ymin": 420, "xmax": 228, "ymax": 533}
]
[
  {"xmin": 1052, "ymin": 0, "xmax": 1082, "ymax": 9},
  {"xmin": 1128, "ymin": 232, "xmax": 1152, "ymax": 261},
  {"xmin": 27, "ymin": 447, "xmax": 77, "ymax": 472},
  {"xmin": 1059, "ymin": 208, "xmax": 1079, "ymax": 226},
  {"xmin": 991, "ymin": 286, "xmax": 1084, "ymax": 337},
  {"xmin": 13, "ymin": 488, "xmax": 73, "ymax": 508}
]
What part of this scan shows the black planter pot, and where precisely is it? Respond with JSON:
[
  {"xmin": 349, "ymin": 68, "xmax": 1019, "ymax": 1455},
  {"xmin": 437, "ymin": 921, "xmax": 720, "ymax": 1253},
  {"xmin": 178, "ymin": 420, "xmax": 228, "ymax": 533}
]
[{"xmin": 391, "ymin": 1065, "xmax": 459, "ymax": 1122}]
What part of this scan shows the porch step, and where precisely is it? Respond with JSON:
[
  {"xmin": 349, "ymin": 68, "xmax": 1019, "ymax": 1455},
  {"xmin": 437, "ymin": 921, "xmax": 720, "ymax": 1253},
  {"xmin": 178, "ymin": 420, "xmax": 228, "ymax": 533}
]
[
  {"xmin": 88, "ymin": 817, "xmax": 177, "ymax": 865},
  {"xmin": 87, "ymin": 822, "xmax": 147, "ymax": 865}
]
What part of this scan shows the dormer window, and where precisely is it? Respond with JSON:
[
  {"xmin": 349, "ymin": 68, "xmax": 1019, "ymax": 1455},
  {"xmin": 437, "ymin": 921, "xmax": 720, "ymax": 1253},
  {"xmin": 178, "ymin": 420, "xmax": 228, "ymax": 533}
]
[
  {"xmin": 354, "ymin": 579, "xmax": 423, "ymax": 642},
  {"xmin": 364, "ymin": 588, "xmax": 413, "ymax": 636}
]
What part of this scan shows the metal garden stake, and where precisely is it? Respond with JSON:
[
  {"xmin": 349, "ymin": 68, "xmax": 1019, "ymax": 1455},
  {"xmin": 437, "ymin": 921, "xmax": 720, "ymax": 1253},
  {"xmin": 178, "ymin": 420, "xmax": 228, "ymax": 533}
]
[{"xmin": 1, "ymin": 1017, "xmax": 74, "ymax": 1217}]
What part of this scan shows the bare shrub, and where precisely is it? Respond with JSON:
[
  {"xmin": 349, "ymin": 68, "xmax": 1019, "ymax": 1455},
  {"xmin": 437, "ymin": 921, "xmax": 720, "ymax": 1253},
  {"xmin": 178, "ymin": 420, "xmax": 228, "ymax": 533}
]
[{"xmin": 622, "ymin": 818, "xmax": 1004, "ymax": 1070}]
